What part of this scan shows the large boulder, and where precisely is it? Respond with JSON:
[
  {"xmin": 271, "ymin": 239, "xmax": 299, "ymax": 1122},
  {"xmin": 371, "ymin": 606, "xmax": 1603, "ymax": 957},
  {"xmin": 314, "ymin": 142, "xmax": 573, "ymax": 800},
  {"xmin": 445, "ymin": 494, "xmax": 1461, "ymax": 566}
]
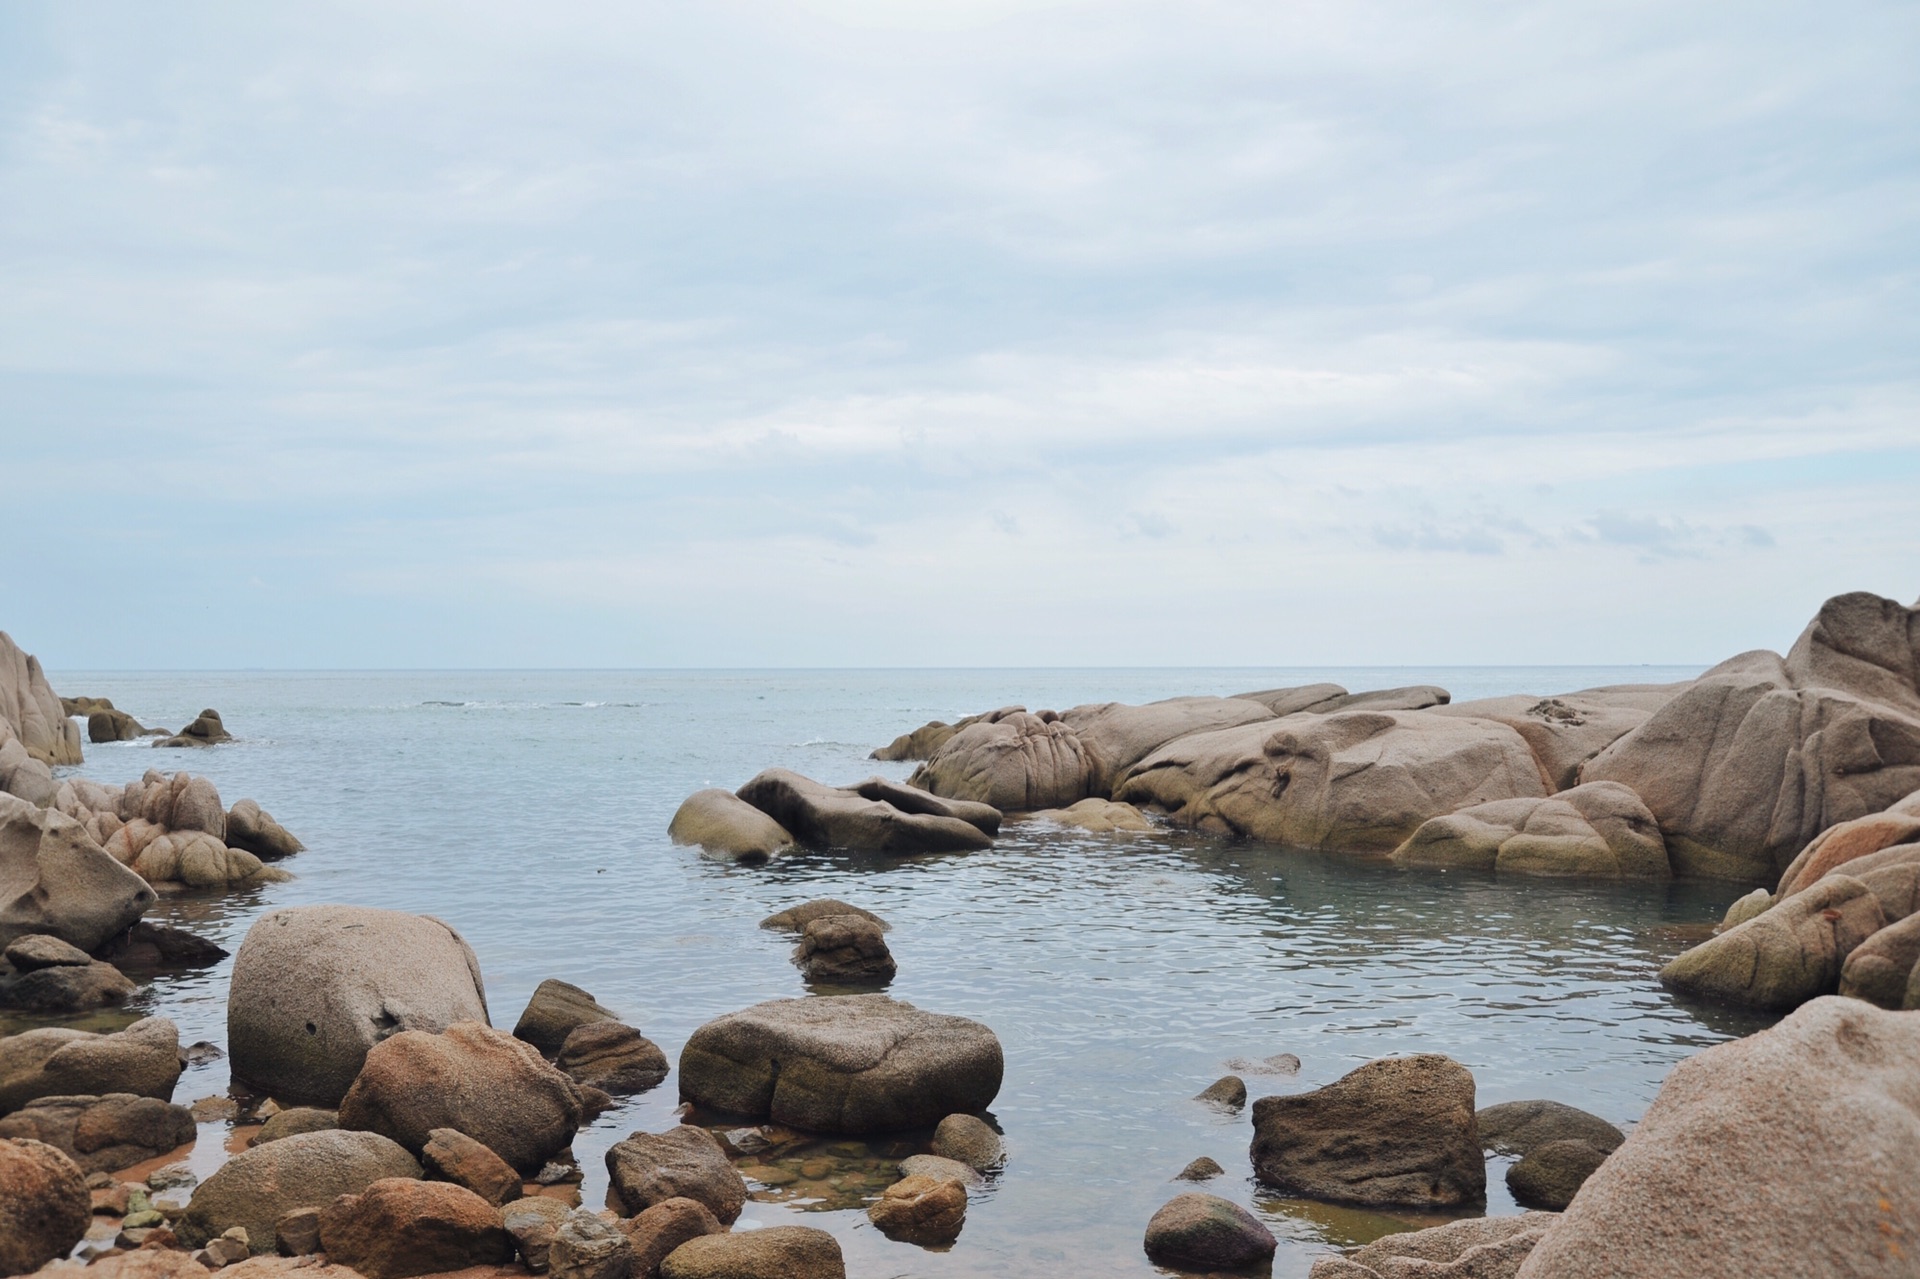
[
  {"xmin": 1583, "ymin": 594, "xmax": 1920, "ymax": 882},
  {"xmin": 88, "ymin": 709, "xmax": 148, "ymax": 743},
  {"xmin": 1838, "ymin": 909, "xmax": 1920, "ymax": 1008},
  {"xmin": 667, "ymin": 790, "xmax": 795, "ymax": 862},
  {"xmin": 0, "ymin": 793, "xmax": 155, "ymax": 952},
  {"xmin": 1118, "ymin": 711, "xmax": 1549, "ymax": 851},
  {"xmin": 605, "ymin": 1125, "xmax": 747, "ymax": 1224},
  {"xmin": 1389, "ymin": 782, "xmax": 1669, "ymax": 879},
  {"xmin": 224, "ymin": 800, "xmax": 304, "ymax": 860},
  {"xmin": 0, "ymin": 1136, "xmax": 89, "ymax": 1276},
  {"xmin": 0, "ymin": 956, "xmax": 135, "ymax": 1012},
  {"xmin": 1432, "ymin": 687, "xmax": 1680, "ymax": 790},
  {"xmin": 1659, "ymin": 874, "xmax": 1884, "ymax": 1010},
  {"xmin": 317, "ymin": 1176, "xmax": 514, "ymax": 1279},
  {"xmin": 0, "ymin": 632, "xmax": 82, "ymax": 767},
  {"xmin": 173, "ymin": 1128, "xmax": 422, "ymax": 1249},
  {"xmin": 658, "ymin": 1226, "xmax": 845, "ymax": 1279},
  {"xmin": 1142, "ymin": 1192, "xmax": 1277, "ymax": 1271},
  {"xmin": 337, "ymin": 1020, "xmax": 583, "ymax": 1172},
  {"xmin": 0, "ymin": 1094, "xmax": 194, "ymax": 1172},
  {"xmin": 679, "ymin": 994, "xmax": 1002, "ymax": 1133},
  {"xmin": 1059, "ymin": 697, "xmax": 1276, "ymax": 795},
  {"xmin": 735, "ymin": 769, "xmax": 993, "ymax": 854},
  {"xmin": 227, "ymin": 905, "xmax": 490, "ymax": 1106},
  {"xmin": 1314, "ymin": 1213, "xmax": 1558, "ymax": 1279},
  {"xmin": 136, "ymin": 773, "xmax": 227, "ymax": 840},
  {"xmin": 0, "ymin": 1017, "xmax": 182, "ymax": 1114},
  {"xmin": 909, "ymin": 710, "xmax": 1095, "ymax": 812},
  {"xmin": 514, "ymin": 978, "xmax": 617, "ymax": 1054},
  {"xmin": 1251, "ymin": 1054, "xmax": 1484, "ymax": 1208},
  {"xmin": 1514, "ymin": 997, "xmax": 1920, "ymax": 1279}
]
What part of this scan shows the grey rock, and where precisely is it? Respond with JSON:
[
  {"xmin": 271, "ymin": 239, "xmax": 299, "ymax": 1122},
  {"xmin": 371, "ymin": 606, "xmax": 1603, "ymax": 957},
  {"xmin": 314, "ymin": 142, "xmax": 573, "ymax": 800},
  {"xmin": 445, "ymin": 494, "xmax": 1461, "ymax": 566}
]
[
  {"xmin": 605, "ymin": 1125, "xmax": 746, "ymax": 1224},
  {"xmin": 899, "ymin": 1153, "xmax": 983, "ymax": 1187},
  {"xmin": 0, "ymin": 1016, "xmax": 182, "ymax": 1114},
  {"xmin": 224, "ymin": 800, "xmax": 303, "ymax": 861},
  {"xmin": 1476, "ymin": 1100, "xmax": 1624, "ymax": 1157},
  {"xmin": 1174, "ymin": 1156, "xmax": 1224, "ymax": 1181},
  {"xmin": 3, "ymin": 934, "xmax": 92, "ymax": 970},
  {"xmin": 173, "ymin": 1128, "xmax": 422, "ymax": 1249},
  {"xmin": 759, "ymin": 899, "xmax": 889, "ymax": 933},
  {"xmin": 549, "ymin": 1210, "xmax": 635, "ymax": 1279},
  {"xmin": 515, "ymin": 978, "xmax": 618, "ymax": 1055},
  {"xmin": 794, "ymin": 914, "xmax": 895, "ymax": 985},
  {"xmin": 557, "ymin": 1020, "xmax": 669, "ymax": 1094}
]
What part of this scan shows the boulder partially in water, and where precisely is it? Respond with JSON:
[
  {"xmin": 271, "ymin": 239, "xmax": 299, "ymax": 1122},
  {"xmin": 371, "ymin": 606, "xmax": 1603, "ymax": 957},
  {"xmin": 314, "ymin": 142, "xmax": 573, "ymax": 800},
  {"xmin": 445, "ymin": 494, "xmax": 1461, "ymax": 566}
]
[
  {"xmin": 0, "ymin": 1017, "xmax": 182, "ymax": 1114},
  {"xmin": 1659, "ymin": 874, "xmax": 1884, "ymax": 1010},
  {"xmin": 224, "ymin": 799, "xmax": 305, "ymax": 860},
  {"xmin": 0, "ymin": 793, "xmax": 154, "ymax": 953},
  {"xmin": 909, "ymin": 710, "xmax": 1095, "ymax": 812},
  {"xmin": 869, "ymin": 1172, "xmax": 967, "ymax": 1246},
  {"xmin": 679, "ymin": 994, "xmax": 1003, "ymax": 1133},
  {"xmin": 1514, "ymin": 997, "xmax": 1920, "ymax": 1279},
  {"xmin": 514, "ymin": 978, "xmax": 618, "ymax": 1055},
  {"xmin": 1142, "ymin": 1192, "xmax": 1277, "ymax": 1271},
  {"xmin": 154, "ymin": 708, "xmax": 232, "ymax": 748},
  {"xmin": 668, "ymin": 789, "xmax": 796, "ymax": 862},
  {"xmin": 605, "ymin": 1125, "xmax": 746, "ymax": 1224},
  {"xmin": 735, "ymin": 769, "xmax": 994, "ymax": 854},
  {"xmin": 760, "ymin": 898, "xmax": 888, "ymax": 934},
  {"xmin": 1028, "ymin": 797, "xmax": 1157, "ymax": 834},
  {"xmin": 0, "ymin": 1092, "xmax": 191, "ymax": 1176},
  {"xmin": 227, "ymin": 905, "xmax": 490, "ymax": 1106},
  {"xmin": 1060, "ymin": 696, "xmax": 1277, "ymax": 795},
  {"xmin": 1390, "ymin": 782, "xmax": 1670, "ymax": 879},
  {"xmin": 1507, "ymin": 1138, "xmax": 1610, "ymax": 1210},
  {"xmin": 794, "ymin": 913, "xmax": 895, "ymax": 986},
  {"xmin": 1251, "ymin": 1054, "xmax": 1484, "ymax": 1208},
  {"xmin": 1476, "ymin": 1100, "xmax": 1623, "ymax": 1157},
  {"xmin": 556, "ymin": 1020, "xmax": 670, "ymax": 1095}
]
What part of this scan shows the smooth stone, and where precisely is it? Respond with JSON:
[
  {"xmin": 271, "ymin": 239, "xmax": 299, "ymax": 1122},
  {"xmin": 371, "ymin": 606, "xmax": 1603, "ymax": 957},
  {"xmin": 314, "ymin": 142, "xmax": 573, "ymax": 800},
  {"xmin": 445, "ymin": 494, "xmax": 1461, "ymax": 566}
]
[
  {"xmin": 3, "ymin": 934, "xmax": 92, "ymax": 970},
  {"xmin": 556, "ymin": 1020, "xmax": 670, "ymax": 1094},
  {"xmin": 1195, "ymin": 1075, "xmax": 1247, "ymax": 1110},
  {"xmin": 0, "ymin": 793, "xmax": 155, "ymax": 953},
  {"xmin": 605, "ymin": 1125, "xmax": 746, "ymax": 1224},
  {"xmin": 1175, "ymin": 1156, "xmax": 1224, "ymax": 1181},
  {"xmin": 909, "ymin": 710, "xmax": 1095, "ymax": 812},
  {"xmin": 1507, "ymin": 1139, "xmax": 1609, "ymax": 1211},
  {"xmin": 1658, "ymin": 874, "xmax": 1884, "ymax": 1010},
  {"xmin": 736, "ymin": 768, "xmax": 994, "ymax": 854},
  {"xmin": 668, "ymin": 789, "xmax": 796, "ymax": 863},
  {"xmin": 0, "ymin": 958, "xmax": 136, "ymax": 1012},
  {"xmin": 223, "ymin": 800, "xmax": 304, "ymax": 861},
  {"xmin": 658, "ymin": 1226, "xmax": 846, "ymax": 1279},
  {"xmin": 867, "ymin": 1173, "xmax": 966, "ymax": 1245},
  {"xmin": 248, "ymin": 1108, "xmax": 337, "ymax": 1146},
  {"xmin": 1027, "ymin": 797, "xmax": 1157, "ymax": 833},
  {"xmin": 1389, "ymin": 782, "xmax": 1670, "ymax": 879},
  {"xmin": 759, "ymin": 899, "xmax": 888, "ymax": 933},
  {"xmin": 173, "ymin": 1128, "xmax": 422, "ymax": 1249},
  {"xmin": 0, "ymin": 1017, "xmax": 182, "ymax": 1113},
  {"xmin": 1143, "ymin": 1192, "xmax": 1278, "ymax": 1271},
  {"xmin": 1318, "ymin": 1212, "xmax": 1558, "ymax": 1279},
  {"xmin": 930, "ymin": 1113, "xmax": 1002, "ymax": 1170},
  {"xmin": 1838, "ymin": 909, "xmax": 1920, "ymax": 1008},
  {"xmin": 620, "ymin": 1196, "xmax": 725, "ymax": 1279},
  {"xmin": 1476, "ymin": 1100, "xmax": 1624, "ymax": 1157},
  {"xmin": 898, "ymin": 1154, "xmax": 983, "ymax": 1187}
]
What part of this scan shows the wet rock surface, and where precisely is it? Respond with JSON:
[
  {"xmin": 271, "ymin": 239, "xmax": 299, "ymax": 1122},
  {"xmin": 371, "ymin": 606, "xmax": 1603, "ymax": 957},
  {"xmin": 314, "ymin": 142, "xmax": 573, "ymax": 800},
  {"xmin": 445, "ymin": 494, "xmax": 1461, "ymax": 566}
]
[{"xmin": 1143, "ymin": 1192, "xmax": 1278, "ymax": 1271}]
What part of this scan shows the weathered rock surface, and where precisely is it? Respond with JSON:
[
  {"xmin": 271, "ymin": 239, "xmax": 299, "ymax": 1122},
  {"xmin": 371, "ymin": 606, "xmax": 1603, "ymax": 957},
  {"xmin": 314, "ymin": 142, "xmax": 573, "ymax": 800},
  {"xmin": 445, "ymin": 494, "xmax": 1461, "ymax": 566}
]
[
  {"xmin": 871, "ymin": 717, "xmax": 969, "ymax": 762},
  {"xmin": 1432, "ymin": 688, "xmax": 1678, "ymax": 790},
  {"xmin": 173, "ymin": 1128, "xmax": 422, "ymax": 1249},
  {"xmin": 1839, "ymin": 909, "xmax": 1920, "ymax": 1008},
  {"xmin": 421, "ymin": 1127, "xmax": 520, "ymax": 1206},
  {"xmin": 0, "ymin": 1136, "xmax": 88, "ymax": 1275},
  {"xmin": 1775, "ymin": 812, "xmax": 1920, "ymax": 899},
  {"xmin": 604, "ymin": 1125, "xmax": 746, "ymax": 1224},
  {"xmin": 759, "ymin": 899, "xmax": 888, "ymax": 933},
  {"xmin": 794, "ymin": 914, "xmax": 895, "ymax": 985},
  {"xmin": 621, "ymin": 1197, "xmax": 725, "ymax": 1279},
  {"xmin": 931, "ymin": 1113, "xmax": 1002, "ymax": 1170},
  {"xmin": 899, "ymin": 1153, "xmax": 982, "ymax": 1187},
  {"xmin": 679, "ymin": 994, "xmax": 1003, "ymax": 1133},
  {"xmin": 1142, "ymin": 1192, "xmax": 1278, "ymax": 1271},
  {"xmin": 1658, "ymin": 873, "xmax": 1884, "ymax": 1009},
  {"xmin": 910, "ymin": 710, "xmax": 1095, "ymax": 812},
  {"xmin": 227, "ymin": 905, "xmax": 490, "ymax": 1106},
  {"xmin": 1475, "ymin": 1100, "xmax": 1623, "ymax": 1157},
  {"xmin": 658, "ymin": 1226, "xmax": 846, "ymax": 1279},
  {"xmin": 514, "ymin": 979, "xmax": 617, "ymax": 1055},
  {"xmin": 1389, "ymin": 782, "xmax": 1669, "ymax": 879},
  {"xmin": 1514, "ymin": 996, "xmax": 1920, "ymax": 1279},
  {"xmin": 736, "ymin": 769, "xmax": 993, "ymax": 853},
  {"xmin": 250, "ymin": 1106, "xmax": 337, "ymax": 1145},
  {"xmin": 1060, "ymin": 697, "xmax": 1278, "ymax": 795},
  {"xmin": 2, "ymin": 933, "xmax": 89, "ymax": 970},
  {"xmin": 316, "ymin": 1176, "xmax": 513, "ymax": 1279},
  {"xmin": 0, "ymin": 793, "xmax": 155, "ymax": 952},
  {"xmin": 1583, "ymin": 594, "xmax": 1920, "ymax": 881},
  {"xmin": 549, "ymin": 1209, "xmax": 634, "ymax": 1279},
  {"xmin": 0, "ymin": 1017, "xmax": 182, "ymax": 1114},
  {"xmin": 0, "ymin": 1093, "xmax": 194, "ymax": 1172},
  {"xmin": 869, "ymin": 1172, "xmax": 967, "ymax": 1245},
  {"xmin": 501, "ymin": 1196, "xmax": 571, "ymax": 1272},
  {"xmin": 1506, "ymin": 1139, "xmax": 1608, "ymax": 1211},
  {"xmin": 1194, "ymin": 1075, "xmax": 1247, "ymax": 1110},
  {"xmin": 224, "ymin": 800, "xmax": 303, "ymax": 861},
  {"xmin": 156, "ymin": 709, "xmax": 232, "ymax": 748},
  {"xmin": 338, "ymin": 1020, "xmax": 583, "ymax": 1172},
  {"xmin": 1315, "ymin": 1213, "xmax": 1558, "ymax": 1279},
  {"xmin": 1251, "ymin": 1055, "xmax": 1484, "ymax": 1208},
  {"xmin": 668, "ymin": 789, "xmax": 796, "ymax": 862},
  {"xmin": 88, "ymin": 708, "xmax": 149, "ymax": 743},
  {"xmin": 1027, "ymin": 797, "xmax": 1157, "ymax": 833},
  {"xmin": 0, "ymin": 955, "xmax": 135, "ymax": 1012},
  {"xmin": 849, "ymin": 776, "xmax": 1001, "ymax": 835},
  {"xmin": 1117, "ymin": 711, "xmax": 1550, "ymax": 851},
  {"xmin": 556, "ymin": 1020, "xmax": 670, "ymax": 1094},
  {"xmin": 0, "ymin": 632, "xmax": 83, "ymax": 767}
]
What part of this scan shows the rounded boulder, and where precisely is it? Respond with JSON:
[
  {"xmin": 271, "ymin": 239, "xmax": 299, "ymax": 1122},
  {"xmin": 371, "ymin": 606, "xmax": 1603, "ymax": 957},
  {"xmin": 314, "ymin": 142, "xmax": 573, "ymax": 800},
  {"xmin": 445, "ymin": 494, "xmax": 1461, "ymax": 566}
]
[{"xmin": 0, "ymin": 1137, "xmax": 90, "ymax": 1277}]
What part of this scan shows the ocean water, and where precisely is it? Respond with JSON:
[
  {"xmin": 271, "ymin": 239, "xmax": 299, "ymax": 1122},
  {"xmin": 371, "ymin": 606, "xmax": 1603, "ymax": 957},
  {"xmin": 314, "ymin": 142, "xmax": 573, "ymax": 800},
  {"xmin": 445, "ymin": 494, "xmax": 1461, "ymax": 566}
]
[{"xmin": 31, "ymin": 665, "xmax": 1768, "ymax": 1278}]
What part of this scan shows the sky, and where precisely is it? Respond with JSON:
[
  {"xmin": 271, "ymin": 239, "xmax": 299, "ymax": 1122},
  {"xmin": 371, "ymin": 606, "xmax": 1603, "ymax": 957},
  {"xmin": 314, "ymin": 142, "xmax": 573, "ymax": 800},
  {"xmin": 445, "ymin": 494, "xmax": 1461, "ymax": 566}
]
[{"xmin": 1, "ymin": 1, "xmax": 1916, "ymax": 669}]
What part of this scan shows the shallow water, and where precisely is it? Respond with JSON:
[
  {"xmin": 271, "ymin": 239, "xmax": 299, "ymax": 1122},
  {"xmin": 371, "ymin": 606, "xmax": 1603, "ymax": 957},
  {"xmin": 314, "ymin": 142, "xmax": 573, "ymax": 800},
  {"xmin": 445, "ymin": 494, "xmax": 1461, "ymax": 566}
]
[{"xmin": 27, "ymin": 665, "xmax": 1771, "ymax": 1278}]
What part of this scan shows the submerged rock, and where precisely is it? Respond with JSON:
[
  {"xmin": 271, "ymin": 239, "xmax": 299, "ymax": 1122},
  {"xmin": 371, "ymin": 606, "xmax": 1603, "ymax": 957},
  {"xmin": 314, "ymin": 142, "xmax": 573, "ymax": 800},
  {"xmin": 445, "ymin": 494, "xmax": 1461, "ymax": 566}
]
[
  {"xmin": 1514, "ymin": 997, "xmax": 1920, "ymax": 1279},
  {"xmin": 737, "ymin": 769, "xmax": 994, "ymax": 854},
  {"xmin": 1507, "ymin": 1139, "xmax": 1609, "ymax": 1210},
  {"xmin": 1476, "ymin": 1100, "xmax": 1623, "ymax": 1157},
  {"xmin": 679, "ymin": 994, "xmax": 1004, "ymax": 1133},
  {"xmin": 1194, "ymin": 1075, "xmax": 1247, "ymax": 1111},
  {"xmin": 1143, "ymin": 1192, "xmax": 1278, "ymax": 1271},
  {"xmin": 227, "ymin": 905, "xmax": 490, "ymax": 1106},
  {"xmin": 1174, "ymin": 1156, "xmax": 1223, "ymax": 1181},
  {"xmin": 930, "ymin": 1113, "xmax": 1003, "ymax": 1170},
  {"xmin": 1251, "ymin": 1054, "xmax": 1484, "ymax": 1208},
  {"xmin": 1659, "ymin": 874, "xmax": 1884, "ymax": 1010},
  {"xmin": 1027, "ymin": 797, "xmax": 1157, "ymax": 833},
  {"xmin": 668, "ymin": 789, "xmax": 795, "ymax": 862}
]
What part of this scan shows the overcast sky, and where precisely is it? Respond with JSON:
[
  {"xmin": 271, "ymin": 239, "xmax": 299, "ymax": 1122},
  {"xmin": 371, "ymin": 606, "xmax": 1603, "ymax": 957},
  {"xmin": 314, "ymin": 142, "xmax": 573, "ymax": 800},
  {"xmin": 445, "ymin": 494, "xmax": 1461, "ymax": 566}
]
[{"xmin": 2, "ymin": 1, "xmax": 1915, "ymax": 668}]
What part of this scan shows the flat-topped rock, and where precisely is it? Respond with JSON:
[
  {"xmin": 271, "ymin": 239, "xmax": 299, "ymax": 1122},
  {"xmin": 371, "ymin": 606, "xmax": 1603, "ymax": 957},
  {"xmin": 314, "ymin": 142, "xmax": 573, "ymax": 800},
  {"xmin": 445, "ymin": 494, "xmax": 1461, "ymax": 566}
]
[
  {"xmin": 2, "ymin": 934, "xmax": 92, "ymax": 970},
  {"xmin": 605, "ymin": 1125, "xmax": 746, "ymax": 1224},
  {"xmin": 0, "ymin": 1135, "xmax": 90, "ymax": 1275},
  {"xmin": 679, "ymin": 994, "xmax": 1003, "ymax": 1133},
  {"xmin": 736, "ymin": 769, "xmax": 994, "ymax": 854},
  {"xmin": 760, "ymin": 899, "xmax": 888, "ymax": 933}
]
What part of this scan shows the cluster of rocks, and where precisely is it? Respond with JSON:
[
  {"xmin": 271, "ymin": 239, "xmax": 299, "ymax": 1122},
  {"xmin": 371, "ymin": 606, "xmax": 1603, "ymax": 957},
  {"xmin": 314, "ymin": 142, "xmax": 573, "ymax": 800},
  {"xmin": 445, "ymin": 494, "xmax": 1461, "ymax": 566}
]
[
  {"xmin": 670, "ymin": 770, "xmax": 1000, "ymax": 860},
  {"xmin": 58, "ymin": 696, "xmax": 234, "ymax": 751},
  {"xmin": 760, "ymin": 899, "xmax": 895, "ymax": 986}
]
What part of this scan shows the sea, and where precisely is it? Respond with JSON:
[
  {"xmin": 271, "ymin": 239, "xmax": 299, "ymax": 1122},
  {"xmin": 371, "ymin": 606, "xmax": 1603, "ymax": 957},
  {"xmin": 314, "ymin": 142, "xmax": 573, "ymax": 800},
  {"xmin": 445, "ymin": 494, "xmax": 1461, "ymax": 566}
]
[{"xmin": 30, "ymin": 665, "xmax": 1770, "ymax": 1278}]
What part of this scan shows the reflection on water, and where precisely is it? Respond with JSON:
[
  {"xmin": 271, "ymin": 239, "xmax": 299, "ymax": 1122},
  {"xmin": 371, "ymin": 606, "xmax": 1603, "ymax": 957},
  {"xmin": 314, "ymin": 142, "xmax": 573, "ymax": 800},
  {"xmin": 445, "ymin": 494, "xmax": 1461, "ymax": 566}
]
[{"xmin": 22, "ymin": 666, "xmax": 1751, "ymax": 1278}]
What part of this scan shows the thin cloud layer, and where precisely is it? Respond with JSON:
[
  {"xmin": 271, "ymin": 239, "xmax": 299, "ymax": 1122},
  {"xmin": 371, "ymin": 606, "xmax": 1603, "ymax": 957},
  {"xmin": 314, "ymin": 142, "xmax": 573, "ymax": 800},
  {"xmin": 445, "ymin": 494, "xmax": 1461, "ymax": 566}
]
[{"xmin": 1, "ymin": 0, "xmax": 1915, "ymax": 667}]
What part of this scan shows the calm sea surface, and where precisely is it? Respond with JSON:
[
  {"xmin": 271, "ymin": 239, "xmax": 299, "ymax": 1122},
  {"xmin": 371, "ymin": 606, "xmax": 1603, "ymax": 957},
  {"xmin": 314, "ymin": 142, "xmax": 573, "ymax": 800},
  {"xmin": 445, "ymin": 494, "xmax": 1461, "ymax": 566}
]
[{"xmin": 32, "ymin": 666, "xmax": 1769, "ymax": 1278}]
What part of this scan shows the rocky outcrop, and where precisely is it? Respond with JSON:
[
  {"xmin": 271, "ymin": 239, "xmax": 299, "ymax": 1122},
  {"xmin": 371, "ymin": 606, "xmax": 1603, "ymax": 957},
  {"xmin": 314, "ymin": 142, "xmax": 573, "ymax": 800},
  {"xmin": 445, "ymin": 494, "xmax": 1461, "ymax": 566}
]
[
  {"xmin": 173, "ymin": 1128, "xmax": 422, "ymax": 1249},
  {"xmin": 1514, "ymin": 997, "xmax": 1920, "ymax": 1279},
  {"xmin": 1060, "ymin": 696, "xmax": 1278, "ymax": 795},
  {"xmin": 1658, "ymin": 874, "xmax": 1884, "ymax": 1010},
  {"xmin": 1142, "ymin": 1192, "xmax": 1278, "ymax": 1271},
  {"xmin": 0, "ymin": 1017, "xmax": 182, "ymax": 1114},
  {"xmin": 909, "ymin": 710, "xmax": 1095, "ymax": 812},
  {"xmin": 794, "ymin": 913, "xmax": 895, "ymax": 985},
  {"xmin": 0, "ymin": 1136, "xmax": 90, "ymax": 1276},
  {"xmin": 1313, "ymin": 1213, "xmax": 1557, "ymax": 1279},
  {"xmin": 679, "ymin": 994, "xmax": 1003, "ymax": 1133},
  {"xmin": 667, "ymin": 790, "xmax": 795, "ymax": 862},
  {"xmin": 1432, "ymin": 687, "xmax": 1679, "ymax": 791},
  {"xmin": 155, "ymin": 709, "xmax": 232, "ymax": 748},
  {"xmin": 0, "ymin": 1093, "xmax": 193, "ymax": 1173},
  {"xmin": 1838, "ymin": 909, "xmax": 1920, "ymax": 1008},
  {"xmin": 0, "ymin": 793, "xmax": 154, "ymax": 952},
  {"xmin": 227, "ymin": 905, "xmax": 490, "ymax": 1106},
  {"xmin": 337, "ymin": 1020, "xmax": 584, "ymax": 1172},
  {"xmin": 87, "ymin": 707, "xmax": 152, "ymax": 743},
  {"xmin": 604, "ymin": 1125, "xmax": 747, "ymax": 1224},
  {"xmin": 734, "ymin": 769, "xmax": 995, "ymax": 854},
  {"xmin": 0, "ymin": 632, "xmax": 82, "ymax": 767},
  {"xmin": 1390, "ymin": 782, "xmax": 1669, "ymax": 879},
  {"xmin": 1028, "ymin": 797, "xmax": 1157, "ymax": 833},
  {"xmin": 1583, "ymin": 593, "xmax": 1920, "ymax": 881},
  {"xmin": 317, "ymin": 1176, "xmax": 514, "ymax": 1279},
  {"xmin": 514, "ymin": 978, "xmax": 617, "ymax": 1055},
  {"xmin": 658, "ymin": 1227, "xmax": 845, "ymax": 1279},
  {"xmin": 1118, "ymin": 711, "xmax": 1549, "ymax": 851},
  {"xmin": 1251, "ymin": 1054, "xmax": 1484, "ymax": 1208}
]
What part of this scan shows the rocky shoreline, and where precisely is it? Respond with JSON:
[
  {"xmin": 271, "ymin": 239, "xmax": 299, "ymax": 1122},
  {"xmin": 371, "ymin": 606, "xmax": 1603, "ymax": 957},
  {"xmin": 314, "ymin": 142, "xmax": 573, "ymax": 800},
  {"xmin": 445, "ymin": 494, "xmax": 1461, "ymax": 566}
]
[{"xmin": 3, "ymin": 596, "xmax": 1919, "ymax": 1278}]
